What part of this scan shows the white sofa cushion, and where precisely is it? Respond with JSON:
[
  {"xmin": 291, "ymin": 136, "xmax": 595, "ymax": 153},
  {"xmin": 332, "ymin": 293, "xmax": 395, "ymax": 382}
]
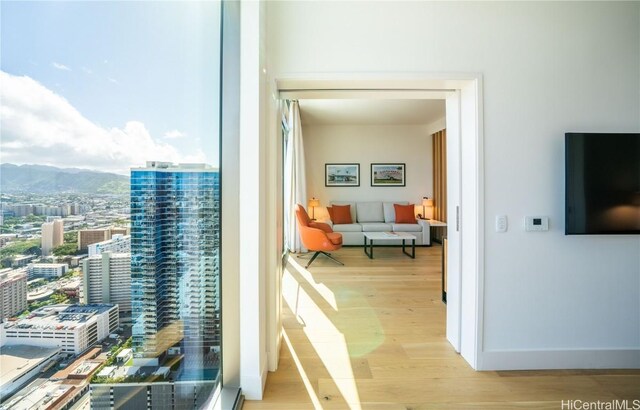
[
  {"xmin": 330, "ymin": 201, "xmax": 357, "ymax": 223},
  {"xmin": 392, "ymin": 223, "xmax": 422, "ymax": 232},
  {"xmin": 333, "ymin": 223, "xmax": 362, "ymax": 232},
  {"xmin": 360, "ymin": 223, "xmax": 392, "ymax": 232},
  {"xmin": 356, "ymin": 202, "xmax": 384, "ymax": 222},
  {"xmin": 383, "ymin": 201, "xmax": 408, "ymax": 223}
]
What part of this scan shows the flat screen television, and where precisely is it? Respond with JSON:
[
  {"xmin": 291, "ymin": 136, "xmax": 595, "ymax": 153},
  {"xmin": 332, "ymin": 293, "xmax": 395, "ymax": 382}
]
[{"xmin": 565, "ymin": 132, "xmax": 640, "ymax": 235}]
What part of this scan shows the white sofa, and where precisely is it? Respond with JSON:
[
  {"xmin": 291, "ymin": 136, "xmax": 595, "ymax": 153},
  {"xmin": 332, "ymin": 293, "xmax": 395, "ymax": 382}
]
[{"xmin": 324, "ymin": 201, "xmax": 431, "ymax": 246}]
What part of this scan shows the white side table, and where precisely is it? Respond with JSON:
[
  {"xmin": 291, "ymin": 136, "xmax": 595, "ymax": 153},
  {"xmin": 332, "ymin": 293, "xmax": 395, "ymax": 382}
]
[
  {"xmin": 427, "ymin": 219, "xmax": 447, "ymax": 227},
  {"xmin": 423, "ymin": 219, "xmax": 447, "ymax": 244}
]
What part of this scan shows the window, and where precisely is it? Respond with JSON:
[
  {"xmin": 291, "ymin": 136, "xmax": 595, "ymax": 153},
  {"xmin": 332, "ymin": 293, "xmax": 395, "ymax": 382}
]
[{"xmin": 1, "ymin": 1, "xmax": 224, "ymax": 408}]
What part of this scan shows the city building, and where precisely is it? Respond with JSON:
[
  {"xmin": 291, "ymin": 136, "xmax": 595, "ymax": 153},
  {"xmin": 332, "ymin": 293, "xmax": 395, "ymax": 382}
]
[
  {"xmin": 69, "ymin": 254, "xmax": 88, "ymax": 268},
  {"xmin": 34, "ymin": 205, "xmax": 71, "ymax": 217},
  {"xmin": 0, "ymin": 269, "xmax": 27, "ymax": 320},
  {"xmin": 0, "ymin": 304, "xmax": 119, "ymax": 355},
  {"xmin": 82, "ymin": 252, "xmax": 132, "ymax": 312},
  {"xmin": 0, "ymin": 233, "xmax": 18, "ymax": 248},
  {"xmin": 11, "ymin": 254, "xmax": 37, "ymax": 268},
  {"xmin": 59, "ymin": 278, "xmax": 82, "ymax": 299},
  {"xmin": 64, "ymin": 203, "xmax": 90, "ymax": 216},
  {"xmin": 27, "ymin": 263, "xmax": 68, "ymax": 278},
  {"xmin": 130, "ymin": 162, "xmax": 220, "ymax": 372},
  {"xmin": 88, "ymin": 234, "xmax": 131, "ymax": 257},
  {"xmin": 41, "ymin": 219, "xmax": 64, "ymax": 256},
  {"xmin": 0, "ymin": 345, "xmax": 61, "ymax": 399},
  {"xmin": 8, "ymin": 204, "xmax": 34, "ymax": 217},
  {"xmin": 90, "ymin": 380, "xmax": 218, "ymax": 410},
  {"xmin": 1, "ymin": 347, "xmax": 104, "ymax": 409},
  {"xmin": 78, "ymin": 227, "xmax": 130, "ymax": 251}
]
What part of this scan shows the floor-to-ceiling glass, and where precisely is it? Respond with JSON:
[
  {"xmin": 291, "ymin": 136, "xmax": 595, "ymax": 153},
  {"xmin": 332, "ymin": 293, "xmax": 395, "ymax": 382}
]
[{"xmin": 0, "ymin": 1, "xmax": 223, "ymax": 408}]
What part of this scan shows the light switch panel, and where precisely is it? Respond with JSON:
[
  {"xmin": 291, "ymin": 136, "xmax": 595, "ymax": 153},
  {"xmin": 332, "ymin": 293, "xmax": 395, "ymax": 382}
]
[{"xmin": 496, "ymin": 215, "xmax": 508, "ymax": 233}]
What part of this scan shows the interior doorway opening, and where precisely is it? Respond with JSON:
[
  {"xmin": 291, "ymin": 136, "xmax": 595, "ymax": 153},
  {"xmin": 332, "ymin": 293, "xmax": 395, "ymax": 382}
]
[{"xmin": 270, "ymin": 75, "xmax": 483, "ymax": 372}]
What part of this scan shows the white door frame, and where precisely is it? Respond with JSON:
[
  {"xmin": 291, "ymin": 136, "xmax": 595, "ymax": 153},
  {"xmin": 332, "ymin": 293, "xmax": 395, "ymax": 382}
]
[{"xmin": 265, "ymin": 73, "xmax": 484, "ymax": 370}]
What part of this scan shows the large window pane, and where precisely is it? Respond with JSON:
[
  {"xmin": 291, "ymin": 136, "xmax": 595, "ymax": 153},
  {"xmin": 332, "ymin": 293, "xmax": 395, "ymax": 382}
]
[{"xmin": 0, "ymin": 1, "xmax": 222, "ymax": 408}]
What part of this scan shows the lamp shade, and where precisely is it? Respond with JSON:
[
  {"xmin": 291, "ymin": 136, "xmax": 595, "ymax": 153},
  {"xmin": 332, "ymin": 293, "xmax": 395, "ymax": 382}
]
[
  {"xmin": 308, "ymin": 198, "xmax": 320, "ymax": 208},
  {"xmin": 422, "ymin": 197, "xmax": 434, "ymax": 207}
]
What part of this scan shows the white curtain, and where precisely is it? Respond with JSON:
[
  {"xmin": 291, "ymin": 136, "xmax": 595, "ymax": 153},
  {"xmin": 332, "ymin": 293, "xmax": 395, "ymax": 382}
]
[{"xmin": 284, "ymin": 100, "xmax": 307, "ymax": 253}]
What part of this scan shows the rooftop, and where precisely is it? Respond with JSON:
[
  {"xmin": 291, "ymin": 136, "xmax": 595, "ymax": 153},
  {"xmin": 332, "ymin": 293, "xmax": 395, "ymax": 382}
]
[
  {"xmin": 0, "ymin": 270, "xmax": 27, "ymax": 283},
  {"xmin": 68, "ymin": 360, "xmax": 102, "ymax": 378},
  {"xmin": 1, "ymin": 304, "xmax": 116, "ymax": 332},
  {"xmin": 132, "ymin": 161, "xmax": 218, "ymax": 172},
  {"xmin": 51, "ymin": 347, "xmax": 102, "ymax": 380},
  {"xmin": 0, "ymin": 345, "xmax": 61, "ymax": 389},
  {"xmin": 1, "ymin": 380, "xmax": 74, "ymax": 410},
  {"xmin": 27, "ymin": 263, "xmax": 67, "ymax": 269},
  {"xmin": 96, "ymin": 366, "xmax": 116, "ymax": 378},
  {"xmin": 13, "ymin": 255, "xmax": 36, "ymax": 262}
]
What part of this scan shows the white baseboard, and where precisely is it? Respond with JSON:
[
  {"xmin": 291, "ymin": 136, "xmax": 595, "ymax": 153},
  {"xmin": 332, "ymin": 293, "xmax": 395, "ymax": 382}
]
[
  {"xmin": 267, "ymin": 332, "xmax": 282, "ymax": 372},
  {"xmin": 241, "ymin": 357, "xmax": 269, "ymax": 400},
  {"xmin": 261, "ymin": 357, "xmax": 268, "ymax": 391},
  {"xmin": 479, "ymin": 349, "xmax": 640, "ymax": 370}
]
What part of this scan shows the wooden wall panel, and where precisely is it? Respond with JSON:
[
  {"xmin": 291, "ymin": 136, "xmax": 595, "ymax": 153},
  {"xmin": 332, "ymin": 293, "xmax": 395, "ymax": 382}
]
[{"xmin": 432, "ymin": 129, "xmax": 447, "ymax": 223}]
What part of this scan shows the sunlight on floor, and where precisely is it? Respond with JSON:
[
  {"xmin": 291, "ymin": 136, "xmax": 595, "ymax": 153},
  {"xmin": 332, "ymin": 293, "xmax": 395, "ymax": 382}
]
[
  {"xmin": 282, "ymin": 330, "xmax": 324, "ymax": 408},
  {"xmin": 282, "ymin": 256, "xmax": 366, "ymax": 409},
  {"xmin": 287, "ymin": 256, "xmax": 338, "ymax": 310}
]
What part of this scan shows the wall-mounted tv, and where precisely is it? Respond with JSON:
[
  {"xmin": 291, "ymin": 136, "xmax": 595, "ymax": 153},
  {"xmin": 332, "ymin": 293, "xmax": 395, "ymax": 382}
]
[{"xmin": 565, "ymin": 133, "xmax": 640, "ymax": 235}]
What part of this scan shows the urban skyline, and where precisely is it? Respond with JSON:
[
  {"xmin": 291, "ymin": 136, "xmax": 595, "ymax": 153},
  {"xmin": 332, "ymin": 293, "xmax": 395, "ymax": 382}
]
[{"xmin": 1, "ymin": 1, "xmax": 224, "ymax": 406}]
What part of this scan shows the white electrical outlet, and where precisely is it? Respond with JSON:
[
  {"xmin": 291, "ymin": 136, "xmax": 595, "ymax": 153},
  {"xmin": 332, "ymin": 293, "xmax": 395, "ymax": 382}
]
[
  {"xmin": 525, "ymin": 216, "xmax": 549, "ymax": 231},
  {"xmin": 495, "ymin": 215, "xmax": 508, "ymax": 233}
]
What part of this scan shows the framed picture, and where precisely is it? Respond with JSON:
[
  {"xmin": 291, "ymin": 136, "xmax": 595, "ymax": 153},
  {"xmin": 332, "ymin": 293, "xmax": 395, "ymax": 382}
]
[
  {"xmin": 325, "ymin": 163, "xmax": 360, "ymax": 187},
  {"xmin": 371, "ymin": 163, "xmax": 406, "ymax": 187}
]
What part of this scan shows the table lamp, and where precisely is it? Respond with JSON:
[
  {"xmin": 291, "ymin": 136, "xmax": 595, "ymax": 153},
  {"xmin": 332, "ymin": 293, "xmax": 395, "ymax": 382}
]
[
  {"xmin": 422, "ymin": 197, "xmax": 434, "ymax": 219},
  {"xmin": 308, "ymin": 197, "xmax": 320, "ymax": 220}
]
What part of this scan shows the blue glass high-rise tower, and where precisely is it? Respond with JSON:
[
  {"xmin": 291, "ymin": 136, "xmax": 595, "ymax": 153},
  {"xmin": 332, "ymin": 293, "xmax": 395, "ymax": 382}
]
[{"xmin": 130, "ymin": 161, "xmax": 220, "ymax": 380}]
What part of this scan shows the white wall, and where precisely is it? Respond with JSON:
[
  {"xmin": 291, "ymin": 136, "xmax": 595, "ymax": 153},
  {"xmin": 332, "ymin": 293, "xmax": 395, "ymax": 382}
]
[
  {"xmin": 303, "ymin": 124, "xmax": 437, "ymax": 220},
  {"xmin": 239, "ymin": 0, "xmax": 268, "ymax": 399},
  {"xmin": 266, "ymin": 2, "xmax": 640, "ymax": 368}
]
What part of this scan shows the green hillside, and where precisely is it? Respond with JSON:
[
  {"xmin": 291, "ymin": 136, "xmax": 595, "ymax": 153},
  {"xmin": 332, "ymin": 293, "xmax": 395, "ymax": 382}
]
[{"xmin": 0, "ymin": 164, "xmax": 129, "ymax": 194}]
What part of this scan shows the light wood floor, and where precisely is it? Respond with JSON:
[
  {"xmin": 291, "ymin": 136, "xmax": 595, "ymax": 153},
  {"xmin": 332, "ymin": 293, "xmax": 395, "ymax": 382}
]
[{"xmin": 243, "ymin": 245, "xmax": 640, "ymax": 409}]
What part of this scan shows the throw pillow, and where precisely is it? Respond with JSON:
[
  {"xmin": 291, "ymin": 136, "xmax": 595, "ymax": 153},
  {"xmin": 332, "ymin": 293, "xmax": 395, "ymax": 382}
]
[
  {"xmin": 394, "ymin": 203, "xmax": 416, "ymax": 224},
  {"xmin": 329, "ymin": 204, "xmax": 353, "ymax": 224}
]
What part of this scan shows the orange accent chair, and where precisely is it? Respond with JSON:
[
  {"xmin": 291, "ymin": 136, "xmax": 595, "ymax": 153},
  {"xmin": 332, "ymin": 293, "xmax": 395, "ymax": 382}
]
[{"xmin": 295, "ymin": 204, "xmax": 344, "ymax": 268}]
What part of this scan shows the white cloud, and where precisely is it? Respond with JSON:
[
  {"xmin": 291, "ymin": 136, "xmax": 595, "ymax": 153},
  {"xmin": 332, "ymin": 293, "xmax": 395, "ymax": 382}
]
[
  {"xmin": 0, "ymin": 71, "xmax": 205, "ymax": 174},
  {"xmin": 52, "ymin": 62, "xmax": 70, "ymax": 71},
  {"xmin": 163, "ymin": 130, "xmax": 187, "ymax": 139},
  {"xmin": 107, "ymin": 77, "xmax": 118, "ymax": 84}
]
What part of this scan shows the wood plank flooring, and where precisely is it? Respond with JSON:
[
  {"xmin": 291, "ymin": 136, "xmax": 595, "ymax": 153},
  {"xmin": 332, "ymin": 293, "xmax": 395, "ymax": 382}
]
[{"xmin": 243, "ymin": 246, "xmax": 640, "ymax": 409}]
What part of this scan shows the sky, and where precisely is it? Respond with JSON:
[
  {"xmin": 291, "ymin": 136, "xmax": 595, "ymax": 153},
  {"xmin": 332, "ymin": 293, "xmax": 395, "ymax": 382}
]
[{"xmin": 0, "ymin": 1, "xmax": 221, "ymax": 175}]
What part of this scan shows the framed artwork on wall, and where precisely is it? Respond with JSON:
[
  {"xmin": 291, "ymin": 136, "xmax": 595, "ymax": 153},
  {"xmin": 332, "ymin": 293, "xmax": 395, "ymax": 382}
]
[
  {"xmin": 371, "ymin": 163, "xmax": 406, "ymax": 187},
  {"xmin": 325, "ymin": 163, "xmax": 360, "ymax": 187}
]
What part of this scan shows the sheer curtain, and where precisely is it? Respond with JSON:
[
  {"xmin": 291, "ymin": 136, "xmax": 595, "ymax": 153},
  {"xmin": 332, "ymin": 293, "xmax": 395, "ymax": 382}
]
[{"xmin": 284, "ymin": 100, "xmax": 307, "ymax": 253}]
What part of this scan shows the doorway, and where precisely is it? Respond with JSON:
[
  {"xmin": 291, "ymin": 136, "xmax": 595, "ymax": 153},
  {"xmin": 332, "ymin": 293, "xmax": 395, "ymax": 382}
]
[{"xmin": 269, "ymin": 75, "xmax": 484, "ymax": 371}]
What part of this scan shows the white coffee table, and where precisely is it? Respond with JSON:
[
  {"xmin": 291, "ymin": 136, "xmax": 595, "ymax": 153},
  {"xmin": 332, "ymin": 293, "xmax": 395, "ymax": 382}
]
[{"xmin": 363, "ymin": 232, "xmax": 416, "ymax": 259}]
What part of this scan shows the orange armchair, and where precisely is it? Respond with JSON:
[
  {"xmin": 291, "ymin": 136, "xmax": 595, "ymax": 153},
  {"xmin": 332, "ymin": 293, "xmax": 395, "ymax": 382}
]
[{"xmin": 295, "ymin": 204, "xmax": 344, "ymax": 268}]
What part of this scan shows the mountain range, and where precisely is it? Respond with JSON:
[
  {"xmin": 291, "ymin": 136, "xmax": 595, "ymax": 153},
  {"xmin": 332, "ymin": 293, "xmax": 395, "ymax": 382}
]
[{"xmin": 0, "ymin": 163, "xmax": 129, "ymax": 194}]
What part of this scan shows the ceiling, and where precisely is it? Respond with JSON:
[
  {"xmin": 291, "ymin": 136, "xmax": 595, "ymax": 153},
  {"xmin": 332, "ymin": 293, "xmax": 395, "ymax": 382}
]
[{"xmin": 298, "ymin": 99, "xmax": 445, "ymax": 126}]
